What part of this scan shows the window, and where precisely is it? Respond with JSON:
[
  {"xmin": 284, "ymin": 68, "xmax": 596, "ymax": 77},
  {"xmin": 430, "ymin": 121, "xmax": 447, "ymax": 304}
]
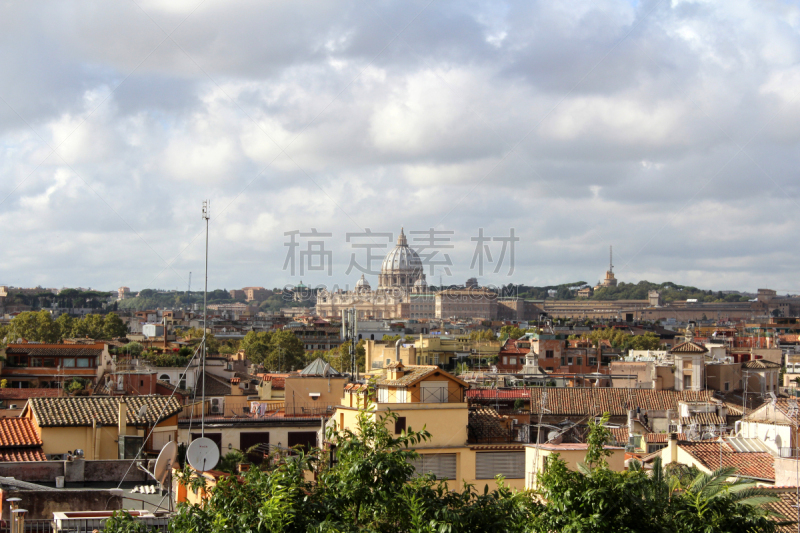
[
  {"xmin": 724, "ymin": 382, "xmax": 730, "ymax": 391},
  {"xmin": 31, "ymin": 358, "xmax": 42, "ymax": 368},
  {"xmin": 545, "ymin": 350, "xmax": 554, "ymax": 359},
  {"xmin": 63, "ymin": 358, "xmax": 75, "ymax": 368},
  {"xmin": 560, "ymin": 357, "xmax": 566, "ymax": 366},
  {"xmin": 408, "ymin": 453, "xmax": 457, "ymax": 480},
  {"xmin": 42, "ymin": 358, "xmax": 56, "ymax": 368},
  {"xmin": 510, "ymin": 357, "xmax": 516, "ymax": 365},
  {"xmin": 684, "ymin": 375, "xmax": 692, "ymax": 389},
  {"xmin": 577, "ymin": 358, "xmax": 583, "ymax": 366},
  {"xmin": 140, "ymin": 380, "xmax": 144, "ymax": 387},
  {"xmin": 287, "ymin": 431, "xmax": 317, "ymax": 453},
  {"xmin": 240, "ymin": 432, "xmax": 270, "ymax": 464},
  {"xmin": 77, "ymin": 358, "xmax": 91, "ymax": 368},
  {"xmin": 503, "ymin": 357, "xmax": 508, "ymax": 365},
  {"xmin": 589, "ymin": 357, "xmax": 597, "ymax": 366},
  {"xmin": 475, "ymin": 452, "xmax": 524, "ymax": 479},
  {"xmin": 567, "ymin": 357, "xmax": 573, "ymax": 365},
  {"xmin": 395, "ymin": 417, "xmax": 407, "ymax": 434},
  {"xmin": 159, "ymin": 374, "xmax": 170, "ymax": 382}
]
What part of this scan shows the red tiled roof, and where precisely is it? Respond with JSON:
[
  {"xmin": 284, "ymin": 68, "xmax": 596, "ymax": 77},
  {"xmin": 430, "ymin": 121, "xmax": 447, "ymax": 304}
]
[
  {"xmin": 5, "ymin": 343, "xmax": 104, "ymax": 356},
  {"xmin": 0, "ymin": 418, "xmax": 42, "ymax": 447},
  {"xmin": 467, "ymin": 388, "xmax": 530, "ymax": 400},
  {"xmin": 680, "ymin": 440, "xmax": 775, "ymax": 481},
  {"xmin": 670, "ymin": 341, "xmax": 708, "ymax": 354},
  {"xmin": 645, "ymin": 433, "xmax": 687, "ymax": 443},
  {"xmin": 259, "ymin": 374, "xmax": 289, "ymax": 390},
  {"xmin": 679, "ymin": 413, "xmax": 725, "ymax": 426},
  {"xmin": 529, "ymin": 388, "xmax": 716, "ymax": 417},
  {"xmin": 0, "ymin": 447, "xmax": 46, "ymax": 461},
  {"xmin": 0, "ymin": 389, "xmax": 61, "ymax": 400}
]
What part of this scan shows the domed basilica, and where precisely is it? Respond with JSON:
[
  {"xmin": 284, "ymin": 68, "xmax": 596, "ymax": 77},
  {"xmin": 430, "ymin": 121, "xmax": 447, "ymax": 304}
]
[{"xmin": 316, "ymin": 228, "xmax": 434, "ymax": 320}]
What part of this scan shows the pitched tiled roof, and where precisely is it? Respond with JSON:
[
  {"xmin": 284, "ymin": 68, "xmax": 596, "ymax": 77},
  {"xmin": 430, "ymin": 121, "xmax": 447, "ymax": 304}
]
[
  {"xmin": 468, "ymin": 408, "xmax": 511, "ymax": 442},
  {"xmin": 0, "ymin": 448, "xmax": 46, "ymax": 461},
  {"xmin": 645, "ymin": 433, "xmax": 686, "ymax": 443},
  {"xmin": 763, "ymin": 490, "xmax": 799, "ymax": 532},
  {"xmin": 0, "ymin": 418, "xmax": 42, "ymax": 447},
  {"xmin": 377, "ymin": 365, "xmax": 467, "ymax": 387},
  {"xmin": 670, "ymin": 341, "xmax": 708, "ymax": 354},
  {"xmin": 467, "ymin": 388, "xmax": 530, "ymax": 400},
  {"xmin": 680, "ymin": 440, "xmax": 775, "ymax": 481},
  {"xmin": 28, "ymin": 396, "xmax": 182, "ymax": 427},
  {"xmin": 5, "ymin": 343, "xmax": 104, "ymax": 356},
  {"xmin": 529, "ymin": 388, "xmax": 715, "ymax": 417},
  {"xmin": 743, "ymin": 359, "xmax": 781, "ymax": 369},
  {"xmin": 608, "ymin": 427, "xmax": 631, "ymax": 446},
  {"xmin": 679, "ymin": 413, "xmax": 725, "ymax": 426},
  {"xmin": 259, "ymin": 374, "xmax": 289, "ymax": 390}
]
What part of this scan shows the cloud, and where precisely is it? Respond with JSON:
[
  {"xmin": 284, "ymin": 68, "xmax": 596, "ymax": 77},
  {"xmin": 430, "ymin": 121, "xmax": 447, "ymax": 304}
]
[{"xmin": 0, "ymin": 0, "xmax": 799, "ymax": 293}]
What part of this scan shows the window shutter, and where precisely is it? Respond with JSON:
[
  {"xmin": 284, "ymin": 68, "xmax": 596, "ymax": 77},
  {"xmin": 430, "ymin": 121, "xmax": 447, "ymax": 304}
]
[
  {"xmin": 408, "ymin": 453, "xmax": 457, "ymax": 480},
  {"xmin": 475, "ymin": 452, "xmax": 525, "ymax": 479}
]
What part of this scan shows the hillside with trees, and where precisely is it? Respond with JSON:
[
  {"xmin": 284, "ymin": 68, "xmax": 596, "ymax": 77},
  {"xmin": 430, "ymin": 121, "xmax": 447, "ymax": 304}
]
[{"xmin": 500, "ymin": 281, "xmax": 752, "ymax": 303}]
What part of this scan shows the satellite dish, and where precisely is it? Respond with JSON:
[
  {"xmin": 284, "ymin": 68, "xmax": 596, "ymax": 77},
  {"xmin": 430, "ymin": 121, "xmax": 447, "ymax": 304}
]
[
  {"xmin": 138, "ymin": 404, "xmax": 148, "ymax": 418},
  {"xmin": 546, "ymin": 430, "xmax": 559, "ymax": 442},
  {"xmin": 186, "ymin": 438, "xmax": 219, "ymax": 472},
  {"xmin": 154, "ymin": 442, "xmax": 178, "ymax": 487}
]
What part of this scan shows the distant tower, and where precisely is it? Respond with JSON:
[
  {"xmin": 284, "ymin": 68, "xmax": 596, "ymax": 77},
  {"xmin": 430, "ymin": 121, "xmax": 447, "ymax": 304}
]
[{"xmin": 598, "ymin": 246, "xmax": 618, "ymax": 288}]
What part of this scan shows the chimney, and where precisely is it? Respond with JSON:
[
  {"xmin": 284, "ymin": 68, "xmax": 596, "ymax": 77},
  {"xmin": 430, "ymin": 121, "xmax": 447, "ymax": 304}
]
[
  {"xmin": 395, "ymin": 339, "xmax": 403, "ymax": 362},
  {"xmin": 667, "ymin": 432, "xmax": 678, "ymax": 464},
  {"xmin": 118, "ymin": 398, "xmax": 128, "ymax": 437},
  {"xmin": 627, "ymin": 410, "xmax": 635, "ymax": 439}
]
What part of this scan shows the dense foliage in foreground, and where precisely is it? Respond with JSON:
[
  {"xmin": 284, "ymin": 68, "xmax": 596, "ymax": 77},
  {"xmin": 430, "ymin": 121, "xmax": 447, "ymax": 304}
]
[{"xmin": 107, "ymin": 411, "xmax": 786, "ymax": 533}]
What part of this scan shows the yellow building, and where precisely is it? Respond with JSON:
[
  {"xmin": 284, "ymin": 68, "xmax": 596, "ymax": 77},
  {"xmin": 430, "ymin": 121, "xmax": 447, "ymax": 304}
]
[
  {"xmin": 22, "ymin": 396, "xmax": 182, "ymax": 460},
  {"xmin": 364, "ymin": 336, "xmax": 501, "ymax": 371},
  {"xmin": 524, "ymin": 442, "xmax": 626, "ymax": 489},
  {"xmin": 334, "ymin": 363, "xmax": 526, "ymax": 491}
]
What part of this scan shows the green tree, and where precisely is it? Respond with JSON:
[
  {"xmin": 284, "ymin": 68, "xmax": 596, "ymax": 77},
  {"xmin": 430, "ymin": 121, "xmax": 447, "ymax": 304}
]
[
  {"xmin": 264, "ymin": 330, "xmax": 305, "ymax": 372},
  {"xmin": 55, "ymin": 313, "xmax": 74, "ymax": 339},
  {"xmin": 469, "ymin": 329, "xmax": 496, "ymax": 341},
  {"xmin": 102, "ymin": 312, "xmax": 128, "ymax": 338},
  {"xmin": 8, "ymin": 310, "xmax": 60, "ymax": 343}
]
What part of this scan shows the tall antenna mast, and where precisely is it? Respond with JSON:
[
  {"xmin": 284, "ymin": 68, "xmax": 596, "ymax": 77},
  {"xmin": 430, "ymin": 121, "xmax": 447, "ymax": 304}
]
[
  {"xmin": 201, "ymin": 200, "xmax": 210, "ymax": 436},
  {"xmin": 187, "ymin": 272, "xmax": 192, "ymax": 301},
  {"xmin": 609, "ymin": 246, "xmax": 614, "ymax": 273}
]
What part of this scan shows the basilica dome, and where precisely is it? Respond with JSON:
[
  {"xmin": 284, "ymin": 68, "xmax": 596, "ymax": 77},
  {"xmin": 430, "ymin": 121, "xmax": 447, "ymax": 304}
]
[{"xmin": 379, "ymin": 228, "xmax": 425, "ymax": 291}]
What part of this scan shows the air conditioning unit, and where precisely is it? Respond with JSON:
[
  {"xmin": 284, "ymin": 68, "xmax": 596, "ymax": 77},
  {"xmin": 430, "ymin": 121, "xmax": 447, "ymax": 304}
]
[
  {"xmin": 210, "ymin": 398, "xmax": 222, "ymax": 414},
  {"xmin": 9, "ymin": 404, "xmax": 17, "ymax": 409}
]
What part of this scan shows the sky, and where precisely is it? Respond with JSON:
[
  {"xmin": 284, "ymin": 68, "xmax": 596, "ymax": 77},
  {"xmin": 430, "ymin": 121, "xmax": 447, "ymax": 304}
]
[{"xmin": 2, "ymin": 0, "xmax": 800, "ymax": 294}]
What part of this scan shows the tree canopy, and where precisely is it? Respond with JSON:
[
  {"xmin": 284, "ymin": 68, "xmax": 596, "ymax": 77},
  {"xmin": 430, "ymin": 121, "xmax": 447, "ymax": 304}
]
[
  {"xmin": 3, "ymin": 311, "xmax": 127, "ymax": 343},
  {"xmin": 102, "ymin": 407, "xmax": 785, "ymax": 533}
]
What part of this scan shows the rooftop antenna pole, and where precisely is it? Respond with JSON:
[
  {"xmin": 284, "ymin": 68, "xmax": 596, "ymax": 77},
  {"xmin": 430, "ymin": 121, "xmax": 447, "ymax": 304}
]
[{"xmin": 201, "ymin": 200, "xmax": 210, "ymax": 437}]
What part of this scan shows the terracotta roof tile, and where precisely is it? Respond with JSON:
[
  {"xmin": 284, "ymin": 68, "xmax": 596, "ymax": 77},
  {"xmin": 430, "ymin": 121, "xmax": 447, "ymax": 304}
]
[
  {"xmin": 743, "ymin": 359, "xmax": 781, "ymax": 369},
  {"xmin": 28, "ymin": 396, "xmax": 182, "ymax": 427},
  {"xmin": 645, "ymin": 433, "xmax": 686, "ymax": 443},
  {"xmin": 529, "ymin": 388, "xmax": 715, "ymax": 417},
  {"xmin": 680, "ymin": 440, "xmax": 775, "ymax": 481},
  {"xmin": 670, "ymin": 341, "xmax": 708, "ymax": 354},
  {"xmin": 6, "ymin": 343, "xmax": 104, "ymax": 357},
  {"xmin": 679, "ymin": 413, "xmax": 725, "ymax": 426},
  {"xmin": 0, "ymin": 418, "xmax": 41, "ymax": 447},
  {"xmin": 0, "ymin": 447, "xmax": 46, "ymax": 461},
  {"xmin": 467, "ymin": 388, "xmax": 530, "ymax": 400},
  {"xmin": 763, "ymin": 490, "xmax": 799, "ymax": 532}
]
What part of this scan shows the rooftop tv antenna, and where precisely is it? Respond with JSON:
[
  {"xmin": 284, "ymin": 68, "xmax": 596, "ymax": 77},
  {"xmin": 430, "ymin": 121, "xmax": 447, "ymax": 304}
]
[{"xmin": 201, "ymin": 200, "xmax": 210, "ymax": 436}]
